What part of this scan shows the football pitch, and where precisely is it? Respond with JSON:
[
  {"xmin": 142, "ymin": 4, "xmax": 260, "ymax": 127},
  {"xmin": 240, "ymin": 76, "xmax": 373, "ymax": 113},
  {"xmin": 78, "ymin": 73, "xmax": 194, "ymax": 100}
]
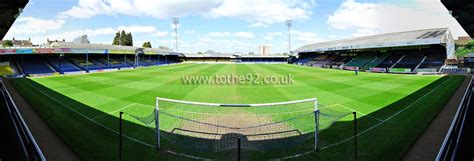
[{"xmin": 9, "ymin": 63, "xmax": 464, "ymax": 160}]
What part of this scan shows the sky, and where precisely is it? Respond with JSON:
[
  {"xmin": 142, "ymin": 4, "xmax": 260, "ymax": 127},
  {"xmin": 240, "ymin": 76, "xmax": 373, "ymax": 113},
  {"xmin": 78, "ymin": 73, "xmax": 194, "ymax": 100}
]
[{"xmin": 4, "ymin": 0, "xmax": 469, "ymax": 54}]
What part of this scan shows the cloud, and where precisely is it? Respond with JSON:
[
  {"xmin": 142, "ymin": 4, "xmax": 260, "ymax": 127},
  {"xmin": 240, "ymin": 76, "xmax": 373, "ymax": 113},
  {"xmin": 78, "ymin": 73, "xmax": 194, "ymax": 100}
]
[
  {"xmin": 48, "ymin": 25, "xmax": 164, "ymax": 41},
  {"xmin": 207, "ymin": 32, "xmax": 255, "ymax": 39},
  {"xmin": 133, "ymin": 1, "xmax": 220, "ymax": 19},
  {"xmin": 46, "ymin": 27, "xmax": 116, "ymax": 41},
  {"xmin": 292, "ymin": 30, "xmax": 322, "ymax": 44},
  {"xmin": 184, "ymin": 30, "xmax": 196, "ymax": 34},
  {"xmin": 8, "ymin": 24, "xmax": 171, "ymax": 45},
  {"xmin": 263, "ymin": 30, "xmax": 321, "ymax": 44},
  {"xmin": 61, "ymin": 0, "xmax": 316, "ymax": 26},
  {"xmin": 208, "ymin": 32, "xmax": 231, "ymax": 38},
  {"xmin": 154, "ymin": 31, "xmax": 169, "ymax": 37},
  {"xmin": 207, "ymin": 0, "xmax": 316, "ymax": 25},
  {"xmin": 60, "ymin": 0, "xmax": 141, "ymax": 19},
  {"xmin": 60, "ymin": 0, "xmax": 219, "ymax": 19},
  {"xmin": 234, "ymin": 32, "xmax": 255, "ymax": 39},
  {"xmin": 7, "ymin": 17, "xmax": 65, "ymax": 35},
  {"xmin": 117, "ymin": 25, "xmax": 157, "ymax": 33},
  {"xmin": 327, "ymin": 0, "xmax": 377, "ymax": 31},
  {"xmin": 263, "ymin": 32, "xmax": 284, "ymax": 40},
  {"xmin": 183, "ymin": 35, "xmax": 256, "ymax": 53},
  {"xmin": 327, "ymin": 0, "xmax": 468, "ymax": 38},
  {"xmin": 249, "ymin": 22, "xmax": 270, "ymax": 28}
]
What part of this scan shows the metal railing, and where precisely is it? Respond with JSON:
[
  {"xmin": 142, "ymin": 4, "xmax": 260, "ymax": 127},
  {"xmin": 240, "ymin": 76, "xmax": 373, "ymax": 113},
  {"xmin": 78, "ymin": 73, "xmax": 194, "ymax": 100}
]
[
  {"xmin": 436, "ymin": 76, "xmax": 473, "ymax": 161},
  {"xmin": 0, "ymin": 79, "xmax": 45, "ymax": 161}
]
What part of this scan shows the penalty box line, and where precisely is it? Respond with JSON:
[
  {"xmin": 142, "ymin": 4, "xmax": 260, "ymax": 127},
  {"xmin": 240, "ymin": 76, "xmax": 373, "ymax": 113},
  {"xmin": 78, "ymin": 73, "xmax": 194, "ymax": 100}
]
[
  {"xmin": 333, "ymin": 104, "xmax": 383, "ymax": 122},
  {"xmin": 321, "ymin": 76, "xmax": 453, "ymax": 150},
  {"xmin": 275, "ymin": 76, "xmax": 453, "ymax": 160},
  {"xmin": 91, "ymin": 103, "xmax": 137, "ymax": 120},
  {"xmin": 21, "ymin": 79, "xmax": 209, "ymax": 160}
]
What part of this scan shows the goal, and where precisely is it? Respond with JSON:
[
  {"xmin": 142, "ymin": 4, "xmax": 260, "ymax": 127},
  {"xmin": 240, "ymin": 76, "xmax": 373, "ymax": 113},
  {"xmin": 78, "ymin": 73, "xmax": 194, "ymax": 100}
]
[{"xmin": 154, "ymin": 97, "xmax": 320, "ymax": 152}]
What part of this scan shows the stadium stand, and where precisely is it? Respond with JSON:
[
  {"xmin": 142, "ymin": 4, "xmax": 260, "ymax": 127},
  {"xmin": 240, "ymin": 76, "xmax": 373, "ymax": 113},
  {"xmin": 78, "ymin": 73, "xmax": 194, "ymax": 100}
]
[
  {"xmin": 137, "ymin": 55, "xmax": 151, "ymax": 66},
  {"xmin": 344, "ymin": 54, "xmax": 376, "ymax": 67},
  {"xmin": 143, "ymin": 57, "xmax": 156, "ymax": 66},
  {"xmin": 418, "ymin": 54, "xmax": 444, "ymax": 69},
  {"xmin": 148, "ymin": 56, "xmax": 170, "ymax": 65},
  {"xmin": 376, "ymin": 54, "xmax": 404, "ymax": 68},
  {"xmin": 327, "ymin": 55, "xmax": 353, "ymax": 67},
  {"xmin": 204, "ymin": 58, "xmax": 217, "ymax": 63},
  {"xmin": 45, "ymin": 57, "xmax": 82, "ymax": 73},
  {"xmin": 362, "ymin": 53, "xmax": 389, "ymax": 69},
  {"xmin": 216, "ymin": 58, "xmax": 231, "ymax": 63},
  {"xmin": 393, "ymin": 53, "xmax": 424, "ymax": 70},
  {"xmin": 297, "ymin": 54, "xmax": 318, "ymax": 64},
  {"xmin": 68, "ymin": 57, "xmax": 108, "ymax": 71},
  {"xmin": 125, "ymin": 57, "xmax": 140, "ymax": 66},
  {"xmin": 294, "ymin": 28, "xmax": 455, "ymax": 73},
  {"xmin": 185, "ymin": 57, "xmax": 203, "ymax": 63},
  {"xmin": 310, "ymin": 54, "xmax": 339, "ymax": 67},
  {"xmin": 0, "ymin": 60, "xmax": 15, "ymax": 76},
  {"xmin": 20, "ymin": 56, "xmax": 55, "ymax": 75}
]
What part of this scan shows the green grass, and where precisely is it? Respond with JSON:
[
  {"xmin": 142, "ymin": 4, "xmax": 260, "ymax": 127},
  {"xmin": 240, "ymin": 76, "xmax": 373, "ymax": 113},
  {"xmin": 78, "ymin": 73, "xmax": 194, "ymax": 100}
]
[{"xmin": 9, "ymin": 63, "xmax": 464, "ymax": 160}]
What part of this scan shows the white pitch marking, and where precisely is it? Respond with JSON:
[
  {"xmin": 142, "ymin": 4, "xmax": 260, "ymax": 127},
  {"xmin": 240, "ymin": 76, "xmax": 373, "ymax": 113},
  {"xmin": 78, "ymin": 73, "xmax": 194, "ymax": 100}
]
[
  {"xmin": 336, "ymin": 104, "xmax": 384, "ymax": 122},
  {"xmin": 22, "ymin": 80, "xmax": 209, "ymax": 160},
  {"xmin": 274, "ymin": 77, "xmax": 452, "ymax": 160},
  {"xmin": 92, "ymin": 103, "xmax": 137, "ymax": 120}
]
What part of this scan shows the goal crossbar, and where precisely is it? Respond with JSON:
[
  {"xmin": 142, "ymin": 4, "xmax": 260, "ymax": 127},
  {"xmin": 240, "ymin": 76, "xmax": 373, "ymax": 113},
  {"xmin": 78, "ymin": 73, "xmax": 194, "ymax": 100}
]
[{"xmin": 156, "ymin": 97, "xmax": 318, "ymax": 108}]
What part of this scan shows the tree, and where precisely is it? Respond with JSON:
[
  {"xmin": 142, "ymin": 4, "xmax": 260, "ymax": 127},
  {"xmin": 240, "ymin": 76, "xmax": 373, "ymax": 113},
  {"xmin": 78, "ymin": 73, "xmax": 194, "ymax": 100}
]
[
  {"xmin": 465, "ymin": 40, "xmax": 474, "ymax": 49},
  {"xmin": 456, "ymin": 47, "xmax": 468, "ymax": 57},
  {"xmin": 205, "ymin": 50, "xmax": 216, "ymax": 54},
  {"xmin": 112, "ymin": 32, "xmax": 120, "ymax": 45},
  {"xmin": 73, "ymin": 35, "xmax": 90, "ymax": 44},
  {"xmin": 197, "ymin": 52, "xmax": 203, "ymax": 54},
  {"xmin": 456, "ymin": 40, "xmax": 474, "ymax": 57},
  {"xmin": 120, "ymin": 30, "xmax": 127, "ymax": 46},
  {"xmin": 113, "ymin": 30, "xmax": 134, "ymax": 46},
  {"xmin": 248, "ymin": 52, "xmax": 255, "ymax": 55},
  {"xmin": 142, "ymin": 41, "xmax": 152, "ymax": 48},
  {"xmin": 126, "ymin": 32, "xmax": 133, "ymax": 46},
  {"xmin": 159, "ymin": 46, "xmax": 171, "ymax": 50},
  {"xmin": 2, "ymin": 40, "xmax": 13, "ymax": 47}
]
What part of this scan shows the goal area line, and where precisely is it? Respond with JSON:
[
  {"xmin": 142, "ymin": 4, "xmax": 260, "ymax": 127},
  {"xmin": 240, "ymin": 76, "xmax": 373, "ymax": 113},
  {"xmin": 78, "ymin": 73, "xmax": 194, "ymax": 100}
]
[{"xmin": 156, "ymin": 97, "xmax": 318, "ymax": 107}]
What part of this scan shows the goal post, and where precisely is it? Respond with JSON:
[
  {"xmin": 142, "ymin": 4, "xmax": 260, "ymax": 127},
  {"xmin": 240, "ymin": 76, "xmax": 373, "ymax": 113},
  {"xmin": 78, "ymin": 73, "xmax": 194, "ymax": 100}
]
[
  {"xmin": 155, "ymin": 98, "xmax": 160, "ymax": 149},
  {"xmin": 314, "ymin": 98, "xmax": 319, "ymax": 151},
  {"xmin": 154, "ymin": 97, "xmax": 319, "ymax": 151}
]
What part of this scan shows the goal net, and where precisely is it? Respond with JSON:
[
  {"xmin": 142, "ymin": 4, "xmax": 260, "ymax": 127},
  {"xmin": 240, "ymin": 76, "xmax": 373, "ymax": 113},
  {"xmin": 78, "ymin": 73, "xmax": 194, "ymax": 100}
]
[{"xmin": 126, "ymin": 97, "xmax": 351, "ymax": 158}]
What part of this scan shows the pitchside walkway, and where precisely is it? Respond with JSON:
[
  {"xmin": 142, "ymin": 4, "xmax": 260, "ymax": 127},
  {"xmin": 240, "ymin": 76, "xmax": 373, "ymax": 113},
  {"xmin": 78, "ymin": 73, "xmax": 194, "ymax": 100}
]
[
  {"xmin": 4, "ymin": 80, "xmax": 80, "ymax": 161},
  {"xmin": 402, "ymin": 75, "xmax": 471, "ymax": 161}
]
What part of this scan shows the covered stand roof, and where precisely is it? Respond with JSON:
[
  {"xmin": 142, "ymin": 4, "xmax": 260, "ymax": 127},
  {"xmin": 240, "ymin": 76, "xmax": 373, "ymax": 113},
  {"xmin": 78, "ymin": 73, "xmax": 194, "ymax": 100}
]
[
  {"xmin": 49, "ymin": 42, "xmax": 172, "ymax": 55},
  {"xmin": 183, "ymin": 53, "xmax": 288, "ymax": 58},
  {"xmin": 442, "ymin": 0, "xmax": 474, "ymax": 37},
  {"xmin": 0, "ymin": 0, "xmax": 28, "ymax": 39},
  {"xmin": 295, "ymin": 28, "xmax": 451, "ymax": 53},
  {"xmin": 51, "ymin": 42, "xmax": 138, "ymax": 51}
]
